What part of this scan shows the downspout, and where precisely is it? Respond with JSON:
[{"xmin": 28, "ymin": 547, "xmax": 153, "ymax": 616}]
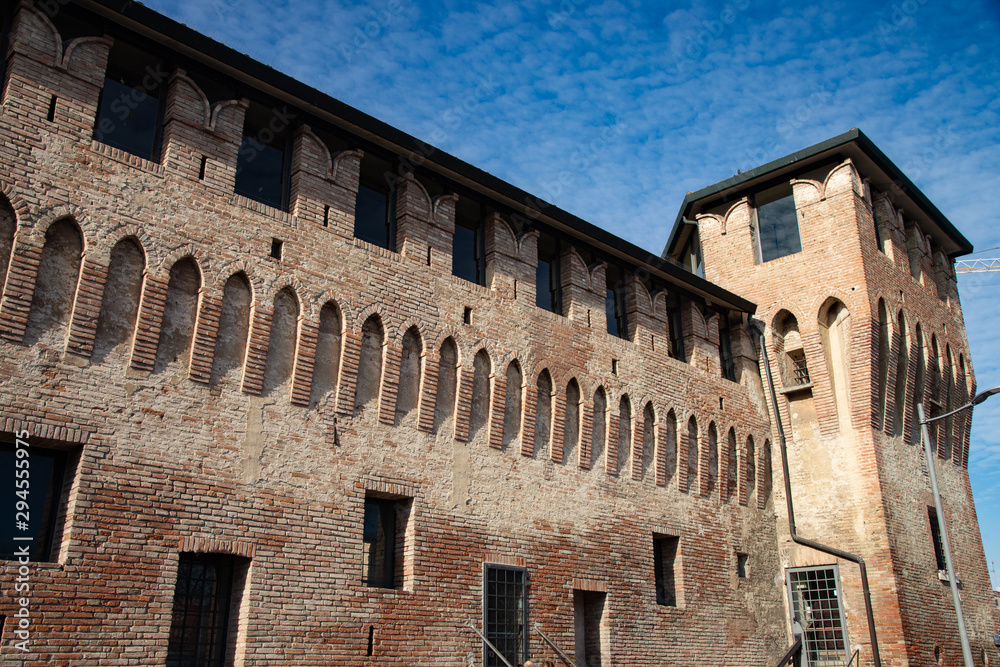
[{"xmin": 752, "ymin": 319, "xmax": 882, "ymax": 667}]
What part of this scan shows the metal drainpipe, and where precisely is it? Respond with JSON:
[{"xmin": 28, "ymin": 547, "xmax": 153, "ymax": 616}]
[{"xmin": 753, "ymin": 319, "xmax": 882, "ymax": 667}]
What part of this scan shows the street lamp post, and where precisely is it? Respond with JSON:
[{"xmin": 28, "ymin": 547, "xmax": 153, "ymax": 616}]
[{"xmin": 917, "ymin": 385, "xmax": 1000, "ymax": 667}]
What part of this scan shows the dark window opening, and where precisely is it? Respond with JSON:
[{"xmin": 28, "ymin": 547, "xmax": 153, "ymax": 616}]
[
  {"xmin": 484, "ymin": 565, "xmax": 527, "ymax": 667},
  {"xmin": 605, "ymin": 263, "xmax": 629, "ymax": 339},
  {"xmin": 93, "ymin": 41, "xmax": 167, "ymax": 162},
  {"xmin": 680, "ymin": 229, "xmax": 704, "ymax": 277},
  {"xmin": 270, "ymin": 238, "xmax": 283, "ymax": 260},
  {"xmin": 718, "ymin": 312, "xmax": 737, "ymax": 382},
  {"xmin": 1, "ymin": 441, "xmax": 70, "ymax": 562},
  {"xmin": 536, "ymin": 232, "xmax": 562, "ymax": 315},
  {"xmin": 367, "ymin": 625, "xmax": 375, "ymax": 656},
  {"xmin": 463, "ymin": 307, "xmax": 472, "ymax": 325},
  {"xmin": 323, "ymin": 205, "xmax": 330, "ymax": 227},
  {"xmin": 167, "ymin": 552, "xmax": 247, "ymax": 667},
  {"xmin": 737, "ymin": 552, "xmax": 749, "ymax": 578},
  {"xmin": 362, "ymin": 496, "xmax": 409, "ymax": 589},
  {"xmin": 755, "ymin": 185, "xmax": 801, "ymax": 263},
  {"xmin": 198, "ymin": 156, "xmax": 207, "ymax": 180},
  {"xmin": 667, "ymin": 294, "xmax": 686, "ymax": 362},
  {"xmin": 789, "ymin": 349, "xmax": 811, "ymax": 385},
  {"xmin": 654, "ymin": 534, "xmax": 679, "ymax": 606},
  {"xmin": 46, "ymin": 95, "xmax": 57, "ymax": 122},
  {"xmin": 354, "ymin": 153, "xmax": 396, "ymax": 250},
  {"xmin": 787, "ymin": 566, "xmax": 849, "ymax": 666},
  {"xmin": 453, "ymin": 198, "xmax": 486, "ymax": 285},
  {"xmin": 928, "ymin": 507, "xmax": 947, "ymax": 571},
  {"xmin": 235, "ymin": 101, "xmax": 292, "ymax": 210},
  {"xmin": 611, "ymin": 358, "xmax": 618, "ymax": 376}
]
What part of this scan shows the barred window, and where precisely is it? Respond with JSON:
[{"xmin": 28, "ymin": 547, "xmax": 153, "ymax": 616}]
[
  {"xmin": 484, "ymin": 565, "xmax": 527, "ymax": 667},
  {"xmin": 167, "ymin": 553, "xmax": 247, "ymax": 667},
  {"xmin": 786, "ymin": 566, "xmax": 850, "ymax": 666}
]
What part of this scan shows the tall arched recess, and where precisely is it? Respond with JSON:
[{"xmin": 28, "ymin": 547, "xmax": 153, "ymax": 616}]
[
  {"xmin": 773, "ymin": 310, "xmax": 819, "ymax": 442},
  {"xmin": 211, "ymin": 273, "xmax": 253, "ymax": 387},
  {"xmin": 892, "ymin": 310, "xmax": 909, "ymax": 437},
  {"xmin": 153, "ymin": 257, "xmax": 201, "ymax": 374},
  {"xmin": 0, "ymin": 196, "xmax": 16, "ymax": 300},
  {"xmin": 355, "ymin": 315, "xmax": 385, "ymax": 415},
  {"xmin": 433, "ymin": 337, "xmax": 458, "ymax": 433},
  {"xmin": 262, "ymin": 287, "xmax": 300, "ymax": 397},
  {"xmin": 819, "ymin": 298, "xmax": 852, "ymax": 431},
  {"xmin": 876, "ymin": 299, "xmax": 890, "ymax": 430},
  {"xmin": 501, "ymin": 360, "xmax": 523, "ymax": 449},
  {"xmin": 469, "ymin": 349, "xmax": 492, "ymax": 440},
  {"xmin": 92, "ymin": 238, "xmax": 145, "ymax": 364},
  {"xmin": 394, "ymin": 327, "xmax": 423, "ymax": 426},
  {"xmin": 24, "ymin": 218, "xmax": 84, "ymax": 348}
]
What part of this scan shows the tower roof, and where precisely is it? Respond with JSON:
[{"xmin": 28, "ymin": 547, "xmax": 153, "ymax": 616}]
[{"xmin": 663, "ymin": 128, "xmax": 973, "ymax": 263}]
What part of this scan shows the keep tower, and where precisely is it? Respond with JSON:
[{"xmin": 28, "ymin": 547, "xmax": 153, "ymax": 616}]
[{"xmin": 665, "ymin": 129, "xmax": 996, "ymax": 667}]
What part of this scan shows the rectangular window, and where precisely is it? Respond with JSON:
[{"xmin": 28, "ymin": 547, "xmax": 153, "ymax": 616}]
[
  {"xmin": 93, "ymin": 41, "xmax": 166, "ymax": 161},
  {"xmin": 667, "ymin": 294, "xmax": 686, "ymax": 362},
  {"xmin": 754, "ymin": 185, "xmax": 802, "ymax": 263},
  {"xmin": 453, "ymin": 198, "xmax": 486, "ymax": 285},
  {"xmin": 788, "ymin": 349, "xmax": 811, "ymax": 385},
  {"xmin": 786, "ymin": 566, "xmax": 849, "ymax": 666},
  {"xmin": 736, "ymin": 552, "xmax": 749, "ymax": 579},
  {"xmin": 483, "ymin": 564, "xmax": 527, "ymax": 667},
  {"xmin": 605, "ymin": 263, "xmax": 629, "ymax": 339},
  {"xmin": 653, "ymin": 534, "xmax": 679, "ymax": 607},
  {"xmin": 354, "ymin": 154, "xmax": 396, "ymax": 250},
  {"xmin": 536, "ymin": 232, "xmax": 562, "ymax": 315},
  {"xmin": 718, "ymin": 313, "xmax": 737, "ymax": 382},
  {"xmin": 234, "ymin": 101, "xmax": 291, "ymax": 210},
  {"xmin": 362, "ymin": 495, "xmax": 410, "ymax": 589},
  {"xmin": 1, "ymin": 441, "xmax": 72, "ymax": 562},
  {"xmin": 167, "ymin": 552, "xmax": 248, "ymax": 667},
  {"xmin": 928, "ymin": 507, "xmax": 947, "ymax": 571}
]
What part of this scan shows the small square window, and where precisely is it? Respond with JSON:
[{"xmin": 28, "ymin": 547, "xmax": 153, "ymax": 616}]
[
  {"xmin": 270, "ymin": 238, "xmax": 283, "ymax": 260},
  {"xmin": 362, "ymin": 495, "xmax": 411, "ymax": 589},
  {"xmin": 1, "ymin": 440, "xmax": 75, "ymax": 562}
]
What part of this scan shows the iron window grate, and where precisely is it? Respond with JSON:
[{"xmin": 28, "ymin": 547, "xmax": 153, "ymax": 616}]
[
  {"xmin": 484, "ymin": 565, "xmax": 527, "ymax": 667},
  {"xmin": 787, "ymin": 566, "xmax": 849, "ymax": 666},
  {"xmin": 167, "ymin": 553, "xmax": 235, "ymax": 667}
]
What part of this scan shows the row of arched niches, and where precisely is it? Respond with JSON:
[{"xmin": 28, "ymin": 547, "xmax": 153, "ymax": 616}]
[{"xmin": 0, "ymin": 198, "xmax": 776, "ymax": 507}]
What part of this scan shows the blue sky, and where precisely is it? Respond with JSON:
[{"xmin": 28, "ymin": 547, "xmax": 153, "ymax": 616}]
[{"xmin": 141, "ymin": 0, "xmax": 1000, "ymax": 586}]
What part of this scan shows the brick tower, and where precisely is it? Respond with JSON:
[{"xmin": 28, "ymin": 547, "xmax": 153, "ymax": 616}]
[{"xmin": 665, "ymin": 129, "xmax": 997, "ymax": 666}]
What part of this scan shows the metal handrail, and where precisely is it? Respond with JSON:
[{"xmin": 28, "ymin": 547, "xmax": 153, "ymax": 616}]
[
  {"xmin": 532, "ymin": 622, "xmax": 578, "ymax": 667},
  {"xmin": 845, "ymin": 648, "xmax": 861, "ymax": 666},
  {"xmin": 773, "ymin": 635, "xmax": 802, "ymax": 667},
  {"xmin": 466, "ymin": 620, "xmax": 515, "ymax": 667}
]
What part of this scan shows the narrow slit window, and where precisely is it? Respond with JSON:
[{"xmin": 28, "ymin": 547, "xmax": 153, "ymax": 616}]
[
  {"xmin": 535, "ymin": 232, "xmax": 562, "ymax": 315},
  {"xmin": 354, "ymin": 153, "xmax": 396, "ymax": 250},
  {"xmin": 654, "ymin": 534, "xmax": 680, "ymax": 607},
  {"xmin": 453, "ymin": 198, "xmax": 486, "ymax": 285},
  {"xmin": 605, "ymin": 263, "xmax": 629, "ymax": 339}
]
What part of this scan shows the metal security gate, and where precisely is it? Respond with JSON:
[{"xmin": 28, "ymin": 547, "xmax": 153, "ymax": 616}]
[{"xmin": 786, "ymin": 566, "xmax": 850, "ymax": 666}]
